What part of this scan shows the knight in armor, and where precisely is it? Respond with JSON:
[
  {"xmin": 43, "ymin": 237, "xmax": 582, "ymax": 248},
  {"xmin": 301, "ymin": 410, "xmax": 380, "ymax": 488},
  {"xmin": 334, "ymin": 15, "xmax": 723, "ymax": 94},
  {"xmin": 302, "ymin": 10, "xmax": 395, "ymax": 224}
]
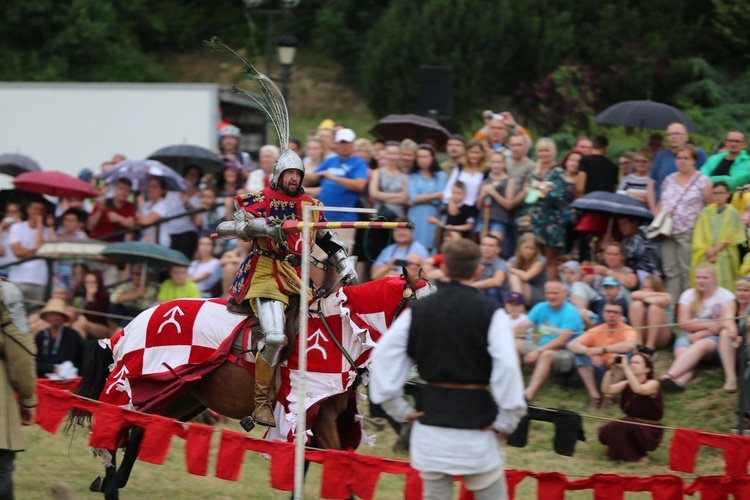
[
  {"xmin": 217, "ymin": 149, "xmax": 358, "ymax": 430},
  {"xmin": 208, "ymin": 38, "xmax": 358, "ymax": 430}
]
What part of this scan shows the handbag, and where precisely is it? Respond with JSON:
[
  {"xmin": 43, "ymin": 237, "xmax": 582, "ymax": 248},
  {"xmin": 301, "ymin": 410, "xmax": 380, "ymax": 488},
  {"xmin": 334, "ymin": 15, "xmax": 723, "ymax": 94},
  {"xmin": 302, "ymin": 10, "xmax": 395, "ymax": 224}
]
[
  {"xmin": 646, "ymin": 172, "xmax": 701, "ymax": 240},
  {"xmin": 646, "ymin": 211, "xmax": 674, "ymax": 240}
]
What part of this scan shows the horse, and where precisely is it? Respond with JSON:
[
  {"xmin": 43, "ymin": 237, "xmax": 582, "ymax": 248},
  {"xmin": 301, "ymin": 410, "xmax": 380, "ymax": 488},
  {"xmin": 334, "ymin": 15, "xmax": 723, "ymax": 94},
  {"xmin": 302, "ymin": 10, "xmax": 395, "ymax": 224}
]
[{"xmin": 66, "ymin": 270, "xmax": 435, "ymax": 499}]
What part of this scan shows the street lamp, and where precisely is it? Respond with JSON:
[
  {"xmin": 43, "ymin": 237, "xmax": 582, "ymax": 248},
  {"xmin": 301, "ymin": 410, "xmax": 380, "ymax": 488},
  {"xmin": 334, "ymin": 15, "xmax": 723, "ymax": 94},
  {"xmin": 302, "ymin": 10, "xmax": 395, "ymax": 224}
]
[
  {"xmin": 243, "ymin": 0, "xmax": 302, "ymax": 75},
  {"xmin": 277, "ymin": 34, "xmax": 298, "ymax": 104}
]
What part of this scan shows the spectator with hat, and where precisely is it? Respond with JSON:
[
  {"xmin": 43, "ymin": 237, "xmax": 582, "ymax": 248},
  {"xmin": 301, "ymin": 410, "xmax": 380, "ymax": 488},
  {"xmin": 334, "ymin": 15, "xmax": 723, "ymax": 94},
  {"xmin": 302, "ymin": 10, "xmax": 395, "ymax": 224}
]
[
  {"xmin": 34, "ymin": 298, "xmax": 85, "ymax": 378},
  {"xmin": 218, "ymin": 124, "xmax": 253, "ymax": 172}
]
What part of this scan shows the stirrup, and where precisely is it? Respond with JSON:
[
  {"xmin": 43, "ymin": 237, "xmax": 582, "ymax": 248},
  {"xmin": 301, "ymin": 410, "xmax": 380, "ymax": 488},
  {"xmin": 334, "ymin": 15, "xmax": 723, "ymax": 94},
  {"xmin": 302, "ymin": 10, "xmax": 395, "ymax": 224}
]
[{"xmin": 250, "ymin": 401, "xmax": 276, "ymax": 428}]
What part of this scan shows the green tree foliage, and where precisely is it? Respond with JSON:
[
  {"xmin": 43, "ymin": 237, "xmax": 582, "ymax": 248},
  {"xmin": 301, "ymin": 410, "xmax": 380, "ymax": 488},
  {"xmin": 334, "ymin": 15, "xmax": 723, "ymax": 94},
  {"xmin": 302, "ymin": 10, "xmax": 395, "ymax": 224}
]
[
  {"xmin": 359, "ymin": 0, "xmax": 514, "ymax": 124},
  {"xmin": 712, "ymin": 0, "xmax": 750, "ymax": 59}
]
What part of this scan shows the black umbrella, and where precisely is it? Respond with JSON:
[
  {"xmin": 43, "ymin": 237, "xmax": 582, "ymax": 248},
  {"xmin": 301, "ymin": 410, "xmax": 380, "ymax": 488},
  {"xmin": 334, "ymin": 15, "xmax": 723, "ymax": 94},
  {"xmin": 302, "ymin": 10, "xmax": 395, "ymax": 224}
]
[
  {"xmin": 148, "ymin": 144, "xmax": 226, "ymax": 175},
  {"xmin": 595, "ymin": 100, "xmax": 697, "ymax": 132},
  {"xmin": 0, "ymin": 153, "xmax": 42, "ymax": 177},
  {"xmin": 569, "ymin": 191, "xmax": 653, "ymax": 220},
  {"xmin": 369, "ymin": 114, "xmax": 451, "ymax": 149}
]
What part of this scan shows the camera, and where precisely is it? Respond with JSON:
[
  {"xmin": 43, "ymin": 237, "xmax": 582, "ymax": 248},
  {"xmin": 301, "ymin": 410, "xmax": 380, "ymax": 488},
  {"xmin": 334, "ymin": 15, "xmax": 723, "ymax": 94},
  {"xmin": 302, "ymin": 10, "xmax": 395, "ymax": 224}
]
[
  {"xmin": 393, "ymin": 259, "xmax": 409, "ymax": 267},
  {"xmin": 614, "ymin": 355, "xmax": 623, "ymax": 364}
]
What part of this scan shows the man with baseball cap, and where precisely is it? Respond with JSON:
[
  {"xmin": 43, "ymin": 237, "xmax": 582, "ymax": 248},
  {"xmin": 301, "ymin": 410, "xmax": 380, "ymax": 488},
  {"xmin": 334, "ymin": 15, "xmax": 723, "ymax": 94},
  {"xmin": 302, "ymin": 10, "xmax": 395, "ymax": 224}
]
[{"xmin": 304, "ymin": 128, "xmax": 368, "ymax": 281}]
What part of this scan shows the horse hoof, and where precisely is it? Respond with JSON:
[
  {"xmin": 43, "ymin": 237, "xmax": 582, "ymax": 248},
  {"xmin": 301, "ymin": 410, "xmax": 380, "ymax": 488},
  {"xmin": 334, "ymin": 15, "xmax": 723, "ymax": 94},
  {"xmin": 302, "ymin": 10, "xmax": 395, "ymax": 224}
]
[
  {"xmin": 240, "ymin": 416, "xmax": 256, "ymax": 432},
  {"xmin": 89, "ymin": 476, "xmax": 103, "ymax": 492}
]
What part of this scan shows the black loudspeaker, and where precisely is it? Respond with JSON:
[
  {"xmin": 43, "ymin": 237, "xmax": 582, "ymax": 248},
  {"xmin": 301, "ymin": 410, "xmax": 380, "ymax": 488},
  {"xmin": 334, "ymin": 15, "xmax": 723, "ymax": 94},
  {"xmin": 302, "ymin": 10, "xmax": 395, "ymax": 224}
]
[{"xmin": 418, "ymin": 66, "xmax": 453, "ymax": 119}]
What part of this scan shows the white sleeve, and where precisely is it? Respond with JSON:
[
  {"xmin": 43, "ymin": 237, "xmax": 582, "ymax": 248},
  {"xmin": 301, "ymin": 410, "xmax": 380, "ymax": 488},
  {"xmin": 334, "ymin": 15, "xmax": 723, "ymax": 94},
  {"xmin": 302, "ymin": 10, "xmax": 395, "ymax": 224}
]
[
  {"xmin": 487, "ymin": 309, "xmax": 528, "ymax": 434},
  {"xmin": 368, "ymin": 309, "xmax": 415, "ymax": 422},
  {"xmin": 245, "ymin": 170, "xmax": 264, "ymax": 193}
]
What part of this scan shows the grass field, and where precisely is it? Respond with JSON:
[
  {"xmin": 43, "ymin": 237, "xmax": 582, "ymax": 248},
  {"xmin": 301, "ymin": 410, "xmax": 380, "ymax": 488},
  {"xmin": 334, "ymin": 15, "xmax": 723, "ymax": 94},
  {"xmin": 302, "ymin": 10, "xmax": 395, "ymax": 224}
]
[{"xmin": 14, "ymin": 348, "xmax": 740, "ymax": 500}]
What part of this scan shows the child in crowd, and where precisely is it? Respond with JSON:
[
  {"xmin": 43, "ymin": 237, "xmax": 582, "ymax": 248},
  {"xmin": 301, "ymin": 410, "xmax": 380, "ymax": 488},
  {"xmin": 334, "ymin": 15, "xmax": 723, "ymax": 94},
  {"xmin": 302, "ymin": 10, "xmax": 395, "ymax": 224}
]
[
  {"xmin": 156, "ymin": 265, "xmax": 202, "ymax": 302},
  {"xmin": 441, "ymin": 181, "xmax": 475, "ymax": 238}
]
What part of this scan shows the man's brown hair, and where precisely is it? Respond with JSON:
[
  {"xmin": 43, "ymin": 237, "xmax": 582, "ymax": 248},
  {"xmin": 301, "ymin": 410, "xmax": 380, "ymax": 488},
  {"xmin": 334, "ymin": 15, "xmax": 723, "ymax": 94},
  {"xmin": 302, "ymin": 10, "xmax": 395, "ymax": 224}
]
[{"xmin": 441, "ymin": 239, "xmax": 480, "ymax": 280}]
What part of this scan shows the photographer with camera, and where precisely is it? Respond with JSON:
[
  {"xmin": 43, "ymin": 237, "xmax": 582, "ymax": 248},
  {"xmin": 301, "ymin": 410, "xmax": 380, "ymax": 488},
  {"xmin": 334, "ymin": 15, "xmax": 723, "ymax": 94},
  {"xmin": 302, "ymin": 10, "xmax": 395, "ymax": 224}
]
[
  {"xmin": 567, "ymin": 300, "xmax": 639, "ymax": 410},
  {"xmin": 598, "ymin": 353, "xmax": 663, "ymax": 463},
  {"xmin": 370, "ymin": 221, "xmax": 429, "ymax": 280}
]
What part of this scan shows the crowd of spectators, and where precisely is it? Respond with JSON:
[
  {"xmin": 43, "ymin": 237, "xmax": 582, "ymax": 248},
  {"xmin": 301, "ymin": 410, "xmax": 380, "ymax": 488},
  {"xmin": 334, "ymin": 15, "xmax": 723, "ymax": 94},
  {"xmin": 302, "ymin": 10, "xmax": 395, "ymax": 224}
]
[{"xmin": 8, "ymin": 113, "xmax": 750, "ymax": 448}]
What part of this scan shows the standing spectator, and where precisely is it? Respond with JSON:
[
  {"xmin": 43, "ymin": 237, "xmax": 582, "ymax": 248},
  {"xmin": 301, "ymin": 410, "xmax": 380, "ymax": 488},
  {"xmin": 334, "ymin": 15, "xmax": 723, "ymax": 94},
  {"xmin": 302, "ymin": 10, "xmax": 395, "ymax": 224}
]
[
  {"xmin": 8, "ymin": 200, "xmax": 52, "ymax": 309},
  {"xmin": 578, "ymin": 135, "xmax": 619, "ymax": 194},
  {"xmin": 0, "ymin": 203, "xmax": 22, "ymax": 278},
  {"xmin": 354, "ymin": 138, "xmax": 375, "ymax": 169},
  {"xmin": 647, "ymin": 122, "xmax": 708, "ymax": 212},
  {"xmin": 691, "ymin": 181, "xmax": 745, "ymax": 290},
  {"xmin": 507, "ymin": 233, "xmax": 547, "ymax": 307},
  {"xmin": 617, "ymin": 216, "xmax": 662, "ymax": 282},
  {"xmin": 35, "ymin": 298, "xmax": 85, "ymax": 378},
  {"xmin": 163, "ymin": 188, "xmax": 200, "ymax": 262},
  {"xmin": 659, "ymin": 263, "xmax": 736, "ymax": 392},
  {"xmin": 71, "ymin": 270, "xmax": 110, "ymax": 340},
  {"xmin": 0, "ymin": 279, "xmax": 37, "ymax": 498},
  {"xmin": 471, "ymin": 234, "xmax": 508, "ymax": 303},
  {"xmin": 407, "ymin": 145, "xmax": 446, "ymax": 251},
  {"xmin": 399, "ymin": 139, "xmax": 418, "ymax": 173},
  {"xmin": 599, "ymin": 353, "xmax": 663, "ymax": 463},
  {"xmin": 561, "ymin": 150, "xmax": 585, "ymax": 254},
  {"xmin": 87, "ymin": 178, "xmax": 136, "ymax": 242},
  {"xmin": 369, "ymin": 141, "xmax": 409, "ymax": 263},
  {"xmin": 439, "ymin": 134, "xmax": 466, "ymax": 175},
  {"xmin": 317, "ymin": 127, "xmax": 336, "ymax": 159},
  {"xmin": 699, "ymin": 131, "xmax": 750, "ymax": 192},
  {"xmin": 655, "ymin": 145, "xmax": 712, "ymax": 303},
  {"xmin": 51, "ymin": 208, "xmax": 87, "ymax": 292},
  {"xmin": 476, "ymin": 151, "xmax": 515, "ymax": 241},
  {"xmin": 137, "ymin": 177, "xmax": 170, "ymax": 246},
  {"xmin": 218, "ymin": 124, "xmax": 252, "ymax": 172},
  {"xmin": 370, "ymin": 239, "xmax": 526, "ymax": 500},
  {"xmin": 442, "ymin": 140, "xmax": 488, "ymax": 207},
  {"xmin": 617, "ymin": 150, "xmax": 652, "ymax": 203},
  {"xmin": 156, "ymin": 265, "xmax": 202, "ymax": 302},
  {"xmin": 617, "ymin": 151, "xmax": 635, "ymax": 179},
  {"xmin": 567, "ymin": 301, "xmax": 638, "ymax": 410},
  {"xmin": 305, "ymin": 128, "xmax": 368, "ymax": 253},
  {"xmin": 188, "ymin": 236, "xmax": 222, "ymax": 297},
  {"xmin": 302, "ymin": 137, "xmax": 325, "ymax": 172},
  {"xmin": 484, "ymin": 117, "xmax": 512, "ymax": 158},
  {"xmin": 513, "ymin": 280, "xmax": 584, "ymax": 401},
  {"xmin": 245, "ymin": 145, "xmax": 279, "ymax": 193},
  {"xmin": 573, "ymin": 136, "xmax": 593, "ymax": 156},
  {"xmin": 195, "ymin": 187, "xmax": 228, "ymax": 239},
  {"xmin": 629, "ymin": 274, "xmax": 673, "ymax": 352},
  {"xmin": 507, "ymin": 134, "xmax": 535, "ymax": 188},
  {"xmin": 527, "ymin": 137, "xmax": 569, "ymax": 278},
  {"xmin": 441, "ymin": 181, "xmax": 475, "ymax": 238},
  {"xmin": 217, "ymin": 164, "xmax": 244, "ymax": 197}
]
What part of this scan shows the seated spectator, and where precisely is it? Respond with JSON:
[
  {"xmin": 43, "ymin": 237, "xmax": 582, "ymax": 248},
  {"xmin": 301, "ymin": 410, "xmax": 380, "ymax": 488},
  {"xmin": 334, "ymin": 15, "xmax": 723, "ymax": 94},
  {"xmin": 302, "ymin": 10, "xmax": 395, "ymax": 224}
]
[
  {"xmin": 690, "ymin": 181, "xmax": 745, "ymax": 291},
  {"xmin": 507, "ymin": 232, "xmax": 547, "ymax": 307},
  {"xmin": 507, "ymin": 292, "xmax": 532, "ymax": 356},
  {"xmin": 617, "ymin": 216, "xmax": 662, "ymax": 283},
  {"xmin": 470, "ymin": 234, "xmax": 507, "ymax": 303},
  {"xmin": 108, "ymin": 265, "xmax": 159, "ymax": 330},
  {"xmin": 35, "ymin": 298, "xmax": 85, "ymax": 378},
  {"xmin": 561, "ymin": 260, "xmax": 600, "ymax": 326},
  {"xmin": 71, "ymin": 270, "xmax": 111, "ymax": 340},
  {"xmin": 55, "ymin": 208, "xmax": 87, "ymax": 239},
  {"xmin": 585, "ymin": 242, "xmax": 638, "ymax": 304},
  {"xmin": 30, "ymin": 285, "xmax": 78, "ymax": 334},
  {"xmin": 440, "ymin": 181, "xmax": 476, "ymax": 238},
  {"xmin": 157, "ymin": 265, "xmax": 202, "ymax": 302},
  {"xmin": 188, "ymin": 236, "xmax": 222, "ymax": 297},
  {"xmin": 195, "ymin": 187, "xmax": 228, "ymax": 239},
  {"xmin": 567, "ymin": 300, "xmax": 638, "ymax": 410},
  {"xmin": 420, "ymin": 230, "xmax": 463, "ymax": 281},
  {"xmin": 659, "ymin": 263, "xmax": 736, "ymax": 392},
  {"xmin": 370, "ymin": 223, "xmax": 429, "ymax": 280},
  {"xmin": 629, "ymin": 274, "xmax": 673, "ymax": 352},
  {"xmin": 87, "ymin": 178, "xmax": 136, "ymax": 242},
  {"xmin": 513, "ymin": 280, "xmax": 584, "ymax": 401},
  {"xmin": 590, "ymin": 277, "xmax": 629, "ymax": 325},
  {"xmin": 599, "ymin": 353, "xmax": 663, "ymax": 463}
]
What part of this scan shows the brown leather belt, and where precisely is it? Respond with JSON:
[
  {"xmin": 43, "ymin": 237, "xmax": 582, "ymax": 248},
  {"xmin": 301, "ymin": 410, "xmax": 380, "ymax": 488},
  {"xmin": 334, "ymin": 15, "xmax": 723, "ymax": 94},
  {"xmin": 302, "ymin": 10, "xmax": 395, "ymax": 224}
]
[{"xmin": 427, "ymin": 381, "xmax": 490, "ymax": 390}]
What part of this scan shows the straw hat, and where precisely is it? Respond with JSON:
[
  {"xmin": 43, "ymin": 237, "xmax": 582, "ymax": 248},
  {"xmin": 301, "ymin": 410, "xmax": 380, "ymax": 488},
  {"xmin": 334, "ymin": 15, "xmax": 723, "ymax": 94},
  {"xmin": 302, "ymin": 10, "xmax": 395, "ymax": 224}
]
[{"xmin": 39, "ymin": 298, "xmax": 70, "ymax": 322}]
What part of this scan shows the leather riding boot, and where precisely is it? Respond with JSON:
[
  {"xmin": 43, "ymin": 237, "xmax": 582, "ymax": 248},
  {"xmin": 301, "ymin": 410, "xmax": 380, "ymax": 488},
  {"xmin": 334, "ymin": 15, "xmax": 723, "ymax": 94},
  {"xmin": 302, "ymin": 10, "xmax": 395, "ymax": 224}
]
[{"xmin": 251, "ymin": 353, "xmax": 277, "ymax": 427}]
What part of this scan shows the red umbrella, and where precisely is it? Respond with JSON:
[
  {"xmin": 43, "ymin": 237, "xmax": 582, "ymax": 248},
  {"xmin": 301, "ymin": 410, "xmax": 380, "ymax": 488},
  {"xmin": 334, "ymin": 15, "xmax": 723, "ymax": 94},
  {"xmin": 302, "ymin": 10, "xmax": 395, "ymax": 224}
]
[{"xmin": 13, "ymin": 171, "xmax": 97, "ymax": 199}]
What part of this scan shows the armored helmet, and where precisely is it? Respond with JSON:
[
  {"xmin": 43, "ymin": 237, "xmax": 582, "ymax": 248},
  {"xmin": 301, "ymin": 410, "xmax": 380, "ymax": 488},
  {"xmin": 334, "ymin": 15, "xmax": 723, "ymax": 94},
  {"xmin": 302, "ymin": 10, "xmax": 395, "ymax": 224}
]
[
  {"xmin": 271, "ymin": 148, "xmax": 305, "ymax": 192},
  {"xmin": 219, "ymin": 124, "xmax": 241, "ymax": 138}
]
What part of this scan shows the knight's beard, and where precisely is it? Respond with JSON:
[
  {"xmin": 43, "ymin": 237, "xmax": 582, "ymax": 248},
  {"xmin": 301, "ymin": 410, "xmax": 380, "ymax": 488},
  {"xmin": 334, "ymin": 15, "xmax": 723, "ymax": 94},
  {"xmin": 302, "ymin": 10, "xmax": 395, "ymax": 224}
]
[{"xmin": 282, "ymin": 184, "xmax": 299, "ymax": 197}]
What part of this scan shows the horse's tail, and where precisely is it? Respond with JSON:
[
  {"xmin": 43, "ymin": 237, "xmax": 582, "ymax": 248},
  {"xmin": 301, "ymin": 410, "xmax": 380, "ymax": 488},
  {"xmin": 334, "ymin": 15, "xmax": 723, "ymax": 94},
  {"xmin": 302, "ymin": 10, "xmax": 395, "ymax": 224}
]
[{"xmin": 65, "ymin": 340, "xmax": 114, "ymax": 431}]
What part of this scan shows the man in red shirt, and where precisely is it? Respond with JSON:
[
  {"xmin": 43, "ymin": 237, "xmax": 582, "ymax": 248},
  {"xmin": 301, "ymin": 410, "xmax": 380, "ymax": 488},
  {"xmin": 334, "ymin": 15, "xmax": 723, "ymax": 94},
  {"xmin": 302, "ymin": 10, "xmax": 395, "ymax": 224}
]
[{"xmin": 86, "ymin": 178, "xmax": 136, "ymax": 241}]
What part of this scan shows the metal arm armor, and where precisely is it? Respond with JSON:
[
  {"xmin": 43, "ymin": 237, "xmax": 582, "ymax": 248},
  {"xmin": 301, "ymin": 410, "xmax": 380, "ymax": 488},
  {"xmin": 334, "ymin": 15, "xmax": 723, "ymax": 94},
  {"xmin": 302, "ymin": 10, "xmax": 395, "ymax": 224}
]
[
  {"xmin": 215, "ymin": 210, "xmax": 282, "ymax": 242},
  {"xmin": 316, "ymin": 229, "xmax": 359, "ymax": 284}
]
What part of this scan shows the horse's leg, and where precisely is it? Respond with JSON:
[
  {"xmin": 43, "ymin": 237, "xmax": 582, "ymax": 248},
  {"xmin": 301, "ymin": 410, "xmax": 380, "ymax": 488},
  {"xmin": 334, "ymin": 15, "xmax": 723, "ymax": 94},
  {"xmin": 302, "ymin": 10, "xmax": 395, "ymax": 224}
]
[
  {"xmin": 310, "ymin": 393, "xmax": 349, "ymax": 450},
  {"xmin": 89, "ymin": 448, "xmax": 119, "ymax": 500},
  {"xmin": 116, "ymin": 426, "xmax": 143, "ymax": 488}
]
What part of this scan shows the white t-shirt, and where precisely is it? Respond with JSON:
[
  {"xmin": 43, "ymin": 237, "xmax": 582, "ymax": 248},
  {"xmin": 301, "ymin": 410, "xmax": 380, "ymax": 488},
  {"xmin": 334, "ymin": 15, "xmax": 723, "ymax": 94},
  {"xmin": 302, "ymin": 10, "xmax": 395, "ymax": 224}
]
[
  {"xmin": 187, "ymin": 258, "xmax": 221, "ymax": 294},
  {"xmin": 139, "ymin": 198, "xmax": 170, "ymax": 246},
  {"xmin": 8, "ymin": 221, "xmax": 50, "ymax": 286},
  {"xmin": 508, "ymin": 313, "xmax": 531, "ymax": 341},
  {"xmin": 678, "ymin": 287, "xmax": 735, "ymax": 320},
  {"xmin": 163, "ymin": 192, "xmax": 198, "ymax": 236}
]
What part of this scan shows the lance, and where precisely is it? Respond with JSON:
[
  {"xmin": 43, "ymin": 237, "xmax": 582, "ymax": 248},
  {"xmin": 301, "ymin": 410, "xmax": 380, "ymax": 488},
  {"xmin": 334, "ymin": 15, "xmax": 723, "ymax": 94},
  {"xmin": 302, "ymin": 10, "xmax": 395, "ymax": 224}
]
[{"xmin": 211, "ymin": 220, "xmax": 414, "ymax": 239}]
